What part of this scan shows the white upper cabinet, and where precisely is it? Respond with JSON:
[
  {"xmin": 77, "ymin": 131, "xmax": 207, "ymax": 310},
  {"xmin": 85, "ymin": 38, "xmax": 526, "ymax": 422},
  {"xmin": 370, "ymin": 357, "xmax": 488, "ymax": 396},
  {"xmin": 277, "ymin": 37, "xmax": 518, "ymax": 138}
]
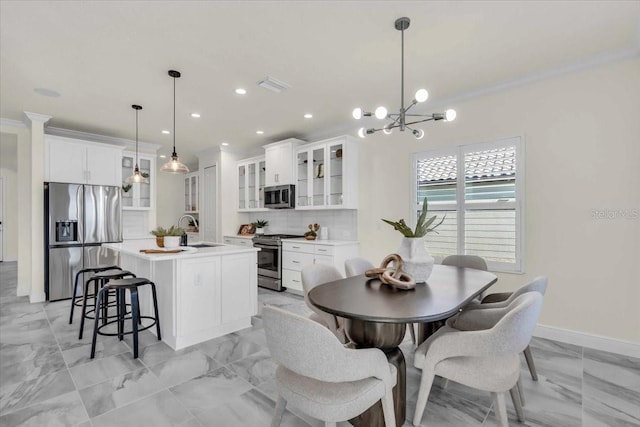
[
  {"xmin": 45, "ymin": 135, "xmax": 122, "ymax": 186},
  {"xmin": 296, "ymin": 136, "xmax": 358, "ymax": 210},
  {"xmin": 184, "ymin": 172, "xmax": 199, "ymax": 213},
  {"xmin": 237, "ymin": 156, "xmax": 266, "ymax": 212},
  {"xmin": 121, "ymin": 151, "xmax": 155, "ymax": 210},
  {"xmin": 264, "ymin": 138, "xmax": 304, "ymax": 186}
]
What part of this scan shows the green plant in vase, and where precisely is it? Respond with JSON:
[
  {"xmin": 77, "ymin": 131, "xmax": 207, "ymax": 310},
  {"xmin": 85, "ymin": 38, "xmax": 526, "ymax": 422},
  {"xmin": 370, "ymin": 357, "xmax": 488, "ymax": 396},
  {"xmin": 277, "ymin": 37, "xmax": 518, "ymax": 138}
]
[
  {"xmin": 253, "ymin": 219, "xmax": 269, "ymax": 235},
  {"xmin": 151, "ymin": 225, "xmax": 185, "ymax": 248},
  {"xmin": 381, "ymin": 197, "xmax": 444, "ymax": 282}
]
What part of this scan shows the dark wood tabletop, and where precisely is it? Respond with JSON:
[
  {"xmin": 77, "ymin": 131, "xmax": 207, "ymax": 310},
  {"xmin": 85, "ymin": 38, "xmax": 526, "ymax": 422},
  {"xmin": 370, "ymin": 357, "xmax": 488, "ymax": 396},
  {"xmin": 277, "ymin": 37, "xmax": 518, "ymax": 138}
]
[{"xmin": 308, "ymin": 265, "xmax": 498, "ymax": 323}]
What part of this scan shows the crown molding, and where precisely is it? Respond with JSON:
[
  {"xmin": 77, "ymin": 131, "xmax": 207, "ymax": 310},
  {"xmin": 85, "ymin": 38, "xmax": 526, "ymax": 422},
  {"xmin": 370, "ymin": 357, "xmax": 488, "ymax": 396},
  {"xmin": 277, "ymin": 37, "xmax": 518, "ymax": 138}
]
[
  {"xmin": 0, "ymin": 118, "xmax": 27, "ymax": 129},
  {"xmin": 23, "ymin": 111, "xmax": 52, "ymax": 125},
  {"xmin": 420, "ymin": 44, "xmax": 640, "ymax": 113},
  {"xmin": 45, "ymin": 126, "xmax": 161, "ymax": 152}
]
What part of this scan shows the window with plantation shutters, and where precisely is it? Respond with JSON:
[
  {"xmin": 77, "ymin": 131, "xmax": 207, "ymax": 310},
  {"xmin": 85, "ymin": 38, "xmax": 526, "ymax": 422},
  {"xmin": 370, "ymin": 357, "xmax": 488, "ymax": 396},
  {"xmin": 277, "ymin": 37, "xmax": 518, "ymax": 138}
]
[{"xmin": 412, "ymin": 136, "xmax": 524, "ymax": 273}]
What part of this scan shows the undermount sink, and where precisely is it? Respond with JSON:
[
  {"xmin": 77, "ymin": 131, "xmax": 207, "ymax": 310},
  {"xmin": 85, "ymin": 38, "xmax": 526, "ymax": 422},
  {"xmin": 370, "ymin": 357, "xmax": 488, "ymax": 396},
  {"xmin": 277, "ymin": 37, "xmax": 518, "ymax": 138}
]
[{"xmin": 189, "ymin": 243, "xmax": 222, "ymax": 248}]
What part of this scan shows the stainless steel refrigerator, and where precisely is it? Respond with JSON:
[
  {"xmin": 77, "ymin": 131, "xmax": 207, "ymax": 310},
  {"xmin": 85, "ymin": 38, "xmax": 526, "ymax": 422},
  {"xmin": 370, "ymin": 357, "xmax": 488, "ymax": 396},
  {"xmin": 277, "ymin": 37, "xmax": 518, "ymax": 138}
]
[{"xmin": 44, "ymin": 183, "xmax": 122, "ymax": 301}]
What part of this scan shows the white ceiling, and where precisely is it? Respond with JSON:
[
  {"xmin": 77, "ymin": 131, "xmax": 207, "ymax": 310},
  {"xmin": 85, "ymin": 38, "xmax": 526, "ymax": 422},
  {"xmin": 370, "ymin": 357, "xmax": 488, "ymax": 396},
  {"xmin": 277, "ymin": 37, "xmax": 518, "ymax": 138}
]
[{"xmin": 1, "ymin": 1, "xmax": 639, "ymax": 165}]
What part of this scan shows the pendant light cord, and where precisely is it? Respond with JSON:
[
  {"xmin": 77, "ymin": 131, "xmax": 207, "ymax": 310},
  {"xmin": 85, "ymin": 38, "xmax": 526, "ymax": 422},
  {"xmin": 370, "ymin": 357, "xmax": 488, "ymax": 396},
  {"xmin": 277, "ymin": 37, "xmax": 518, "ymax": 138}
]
[
  {"xmin": 135, "ymin": 108, "xmax": 139, "ymax": 166},
  {"xmin": 172, "ymin": 75, "xmax": 177, "ymax": 156}
]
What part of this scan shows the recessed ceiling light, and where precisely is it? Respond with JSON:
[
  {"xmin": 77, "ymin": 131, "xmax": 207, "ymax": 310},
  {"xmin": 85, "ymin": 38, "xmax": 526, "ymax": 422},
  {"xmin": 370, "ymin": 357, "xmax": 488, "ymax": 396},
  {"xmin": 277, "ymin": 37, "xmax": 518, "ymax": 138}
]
[
  {"xmin": 34, "ymin": 87, "xmax": 60, "ymax": 97},
  {"xmin": 235, "ymin": 88, "xmax": 247, "ymax": 95},
  {"xmin": 159, "ymin": 155, "xmax": 167, "ymax": 158},
  {"xmin": 256, "ymin": 130, "xmax": 264, "ymax": 135},
  {"xmin": 162, "ymin": 130, "xmax": 170, "ymax": 134},
  {"xmin": 304, "ymin": 113, "xmax": 313, "ymax": 119},
  {"xmin": 221, "ymin": 142, "xmax": 229, "ymax": 146},
  {"xmin": 191, "ymin": 113, "xmax": 201, "ymax": 118}
]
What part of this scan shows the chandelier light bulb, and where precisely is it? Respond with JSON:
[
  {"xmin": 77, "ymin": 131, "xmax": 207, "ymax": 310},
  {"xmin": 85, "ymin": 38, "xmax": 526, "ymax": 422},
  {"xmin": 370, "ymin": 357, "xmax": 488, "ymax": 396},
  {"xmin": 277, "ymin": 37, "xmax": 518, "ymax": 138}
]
[
  {"xmin": 413, "ymin": 129, "xmax": 425, "ymax": 140},
  {"xmin": 352, "ymin": 108, "xmax": 363, "ymax": 120},
  {"xmin": 383, "ymin": 124, "xmax": 393, "ymax": 135},
  {"xmin": 375, "ymin": 106, "xmax": 388, "ymax": 120},
  {"xmin": 414, "ymin": 89, "xmax": 429, "ymax": 103},
  {"xmin": 445, "ymin": 109, "xmax": 457, "ymax": 121},
  {"xmin": 357, "ymin": 127, "xmax": 367, "ymax": 138}
]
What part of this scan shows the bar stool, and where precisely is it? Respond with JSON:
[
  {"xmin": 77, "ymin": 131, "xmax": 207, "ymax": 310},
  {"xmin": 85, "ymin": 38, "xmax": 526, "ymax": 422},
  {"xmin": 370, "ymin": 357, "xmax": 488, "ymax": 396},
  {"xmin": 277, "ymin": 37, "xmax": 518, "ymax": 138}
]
[
  {"xmin": 69, "ymin": 265, "xmax": 121, "ymax": 324},
  {"xmin": 90, "ymin": 277, "xmax": 162, "ymax": 359},
  {"xmin": 78, "ymin": 269, "xmax": 136, "ymax": 339}
]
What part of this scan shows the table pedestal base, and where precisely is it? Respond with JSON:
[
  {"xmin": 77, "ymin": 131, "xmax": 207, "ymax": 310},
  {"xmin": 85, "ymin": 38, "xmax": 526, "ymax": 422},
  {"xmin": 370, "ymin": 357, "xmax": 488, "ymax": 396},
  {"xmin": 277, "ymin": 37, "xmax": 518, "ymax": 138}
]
[{"xmin": 344, "ymin": 319, "xmax": 406, "ymax": 427}]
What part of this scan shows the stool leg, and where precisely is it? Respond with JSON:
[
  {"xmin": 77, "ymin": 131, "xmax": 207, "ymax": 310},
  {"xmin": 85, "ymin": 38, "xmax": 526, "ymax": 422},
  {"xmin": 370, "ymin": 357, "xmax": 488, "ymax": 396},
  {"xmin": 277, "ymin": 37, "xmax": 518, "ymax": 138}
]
[
  {"xmin": 118, "ymin": 288, "xmax": 126, "ymax": 341},
  {"xmin": 150, "ymin": 282, "xmax": 161, "ymax": 341},
  {"xmin": 69, "ymin": 270, "xmax": 82, "ymax": 324},
  {"xmin": 79, "ymin": 278, "xmax": 93, "ymax": 339},
  {"xmin": 90, "ymin": 289, "xmax": 105, "ymax": 359},
  {"xmin": 130, "ymin": 288, "xmax": 140, "ymax": 358},
  {"xmin": 102, "ymin": 279, "xmax": 109, "ymax": 326}
]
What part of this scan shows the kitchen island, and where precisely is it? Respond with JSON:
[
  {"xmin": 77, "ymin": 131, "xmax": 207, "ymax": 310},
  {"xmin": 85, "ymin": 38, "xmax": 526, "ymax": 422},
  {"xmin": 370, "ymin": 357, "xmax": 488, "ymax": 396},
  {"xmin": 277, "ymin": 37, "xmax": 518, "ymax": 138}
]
[{"xmin": 103, "ymin": 239, "xmax": 259, "ymax": 350}]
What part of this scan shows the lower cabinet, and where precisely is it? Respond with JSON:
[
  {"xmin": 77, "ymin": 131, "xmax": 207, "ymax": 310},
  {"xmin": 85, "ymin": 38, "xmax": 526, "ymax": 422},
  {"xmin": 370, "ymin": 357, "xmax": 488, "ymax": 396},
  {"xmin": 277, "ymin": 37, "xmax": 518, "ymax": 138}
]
[
  {"xmin": 223, "ymin": 236, "xmax": 254, "ymax": 247},
  {"xmin": 281, "ymin": 240, "xmax": 359, "ymax": 293}
]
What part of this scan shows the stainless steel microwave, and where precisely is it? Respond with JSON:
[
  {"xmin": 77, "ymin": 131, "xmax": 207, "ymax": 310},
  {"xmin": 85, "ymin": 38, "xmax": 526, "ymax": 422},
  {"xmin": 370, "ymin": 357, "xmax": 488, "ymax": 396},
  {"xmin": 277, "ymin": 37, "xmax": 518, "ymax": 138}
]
[{"xmin": 264, "ymin": 185, "xmax": 295, "ymax": 209}]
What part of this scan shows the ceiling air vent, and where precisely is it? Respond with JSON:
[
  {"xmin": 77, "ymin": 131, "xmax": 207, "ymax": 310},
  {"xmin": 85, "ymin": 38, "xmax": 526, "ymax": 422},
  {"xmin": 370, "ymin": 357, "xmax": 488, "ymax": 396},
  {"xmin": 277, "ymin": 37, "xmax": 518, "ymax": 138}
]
[{"xmin": 257, "ymin": 76, "xmax": 291, "ymax": 93}]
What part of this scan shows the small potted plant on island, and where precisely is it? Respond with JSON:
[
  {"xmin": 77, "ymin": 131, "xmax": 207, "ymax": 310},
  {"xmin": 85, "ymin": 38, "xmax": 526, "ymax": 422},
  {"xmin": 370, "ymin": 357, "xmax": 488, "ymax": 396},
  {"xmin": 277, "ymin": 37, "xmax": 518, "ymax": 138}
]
[
  {"xmin": 305, "ymin": 223, "xmax": 320, "ymax": 240},
  {"xmin": 253, "ymin": 219, "xmax": 269, "ymax": 235},
  {"xmin": 151, "ymin": 225, "xmax": 185, "ymax": 248}
]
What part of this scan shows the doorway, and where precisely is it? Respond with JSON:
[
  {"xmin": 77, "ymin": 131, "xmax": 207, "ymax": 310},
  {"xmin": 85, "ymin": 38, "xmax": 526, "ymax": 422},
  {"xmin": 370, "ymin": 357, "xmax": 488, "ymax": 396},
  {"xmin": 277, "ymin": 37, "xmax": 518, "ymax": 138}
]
[{"xmin": 203, "ymin": 165, "xmax": 217, "ymax": 242}]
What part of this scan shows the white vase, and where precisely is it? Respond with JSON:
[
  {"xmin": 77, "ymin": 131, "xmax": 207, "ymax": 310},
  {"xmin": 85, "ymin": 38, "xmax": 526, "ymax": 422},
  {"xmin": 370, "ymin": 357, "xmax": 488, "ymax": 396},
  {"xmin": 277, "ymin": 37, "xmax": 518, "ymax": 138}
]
[
  {"xmin": 396, "ymin": 237, "xmax": 435, "ymax": 283},
  {"xmin": 255, "ymin": 227, "xmax": 264, "ymax": 235},
  {"xmin": 164, "ymin": 236, "xmax": 180, "ymax": 249}
]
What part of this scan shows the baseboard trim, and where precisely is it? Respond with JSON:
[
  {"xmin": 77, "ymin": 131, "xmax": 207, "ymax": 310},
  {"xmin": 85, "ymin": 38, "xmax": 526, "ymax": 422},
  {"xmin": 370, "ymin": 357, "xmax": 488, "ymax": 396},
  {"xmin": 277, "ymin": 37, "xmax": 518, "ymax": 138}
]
[
  {"xmin": 29, "ymin": 291, "xmax": 46, "ymax": 303},
  {"xmin": 534, "ymin": 324, "xmax": 640, "ymax": 359}
]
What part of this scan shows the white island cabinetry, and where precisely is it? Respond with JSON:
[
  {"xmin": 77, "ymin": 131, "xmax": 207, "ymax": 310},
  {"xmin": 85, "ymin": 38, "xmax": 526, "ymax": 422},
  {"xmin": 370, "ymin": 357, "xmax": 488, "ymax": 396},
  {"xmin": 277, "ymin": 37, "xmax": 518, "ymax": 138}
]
[{"xmin": 105, "ymin": 240, "xmax": 258, "ymax": 350}]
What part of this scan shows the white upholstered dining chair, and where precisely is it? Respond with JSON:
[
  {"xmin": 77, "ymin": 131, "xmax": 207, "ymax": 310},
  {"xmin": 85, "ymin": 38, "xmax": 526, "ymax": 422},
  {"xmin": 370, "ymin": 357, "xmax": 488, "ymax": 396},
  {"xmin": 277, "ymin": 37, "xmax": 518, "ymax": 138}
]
[
  {"xmin": 301, "ymin": 263, "xmax": 346, "ymax": 343},
  {"xmin": 263, "ymin": 305, "xmax": 397, "ymax": 427},
  {"xmin": 465, "ymin": 276, "xmax": 548, "ymax": 381},
  {"xmin": 441, "ymin": 254, "xmax": 489, "ymax": 271},
  {"xmin": 413, "ymin": 292, "xmax": 543, "ymax": 427}
]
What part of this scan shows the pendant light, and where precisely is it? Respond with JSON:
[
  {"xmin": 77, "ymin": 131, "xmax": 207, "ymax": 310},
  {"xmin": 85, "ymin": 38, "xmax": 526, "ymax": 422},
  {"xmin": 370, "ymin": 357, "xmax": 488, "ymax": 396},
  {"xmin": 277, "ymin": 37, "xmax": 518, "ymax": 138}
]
[
  {"xmin": 126, "ymin": 104, "xmax": 149, "ymax": 184},
  {"xmin": 161, "ymin": 69, "xmax": 189, "ymax": 173}
]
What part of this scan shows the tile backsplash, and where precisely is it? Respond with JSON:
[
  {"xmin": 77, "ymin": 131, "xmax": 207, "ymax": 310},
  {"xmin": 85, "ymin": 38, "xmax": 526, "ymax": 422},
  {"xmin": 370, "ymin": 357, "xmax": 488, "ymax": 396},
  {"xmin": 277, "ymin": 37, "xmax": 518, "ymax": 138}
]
[{"xmin": 247, "ymin": 210, "xmax": 357, "ymax": 241}]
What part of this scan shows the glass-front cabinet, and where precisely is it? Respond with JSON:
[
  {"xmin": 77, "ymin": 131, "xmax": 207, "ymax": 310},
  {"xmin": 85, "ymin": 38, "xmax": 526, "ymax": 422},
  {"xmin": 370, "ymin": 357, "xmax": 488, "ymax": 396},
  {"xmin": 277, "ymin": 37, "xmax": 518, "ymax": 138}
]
[
  {"xmin": 295, "ymin": 136, "xmax": 358, "ymax": 210},
  {"xmin": 237, "ymin": 156, "xmax": 267, "ymax": 212},
  {"xmin": 184, "ymin": 172, "xmax": 199, "ymax": 213},
  {"xmin": 121, "ymin": 152, "xmax": 154, "ymax": 210}
]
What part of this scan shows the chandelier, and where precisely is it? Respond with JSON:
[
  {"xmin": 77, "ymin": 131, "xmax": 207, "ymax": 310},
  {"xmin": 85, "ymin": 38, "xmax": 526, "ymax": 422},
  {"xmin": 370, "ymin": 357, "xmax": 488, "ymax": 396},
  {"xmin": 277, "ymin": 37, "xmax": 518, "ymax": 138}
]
[{"xmin": 352, "ymin": 17, "xmax": 456, "ymax": 140}]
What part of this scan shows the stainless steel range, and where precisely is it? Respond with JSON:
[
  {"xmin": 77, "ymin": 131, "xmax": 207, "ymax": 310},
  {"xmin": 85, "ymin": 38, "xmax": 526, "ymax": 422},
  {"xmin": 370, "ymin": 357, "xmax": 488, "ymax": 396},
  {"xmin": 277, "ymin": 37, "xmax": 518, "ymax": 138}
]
[{"xmin": 253, "ymin": 234, "xmax": 304, "ymax": 291}]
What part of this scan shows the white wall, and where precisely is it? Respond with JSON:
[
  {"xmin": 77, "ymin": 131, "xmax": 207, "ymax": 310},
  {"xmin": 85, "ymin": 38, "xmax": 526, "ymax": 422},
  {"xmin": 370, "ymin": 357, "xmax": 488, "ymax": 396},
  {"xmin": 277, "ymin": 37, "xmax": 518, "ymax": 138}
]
[
  {"xmin": 357, "ymin": 58, "xmax": 640, "ymax": 343},
  {"xmin": 0, "ymin": 133, "xmax": 18, "ymax": 261}
]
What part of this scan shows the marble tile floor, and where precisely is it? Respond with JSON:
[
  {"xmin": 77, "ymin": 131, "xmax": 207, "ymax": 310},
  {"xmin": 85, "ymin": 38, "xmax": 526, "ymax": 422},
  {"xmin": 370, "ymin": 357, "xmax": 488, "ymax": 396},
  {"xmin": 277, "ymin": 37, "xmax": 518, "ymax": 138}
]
[{"xmin": 0, "ymin": 261, "xmax": 638, "ymax": 427}]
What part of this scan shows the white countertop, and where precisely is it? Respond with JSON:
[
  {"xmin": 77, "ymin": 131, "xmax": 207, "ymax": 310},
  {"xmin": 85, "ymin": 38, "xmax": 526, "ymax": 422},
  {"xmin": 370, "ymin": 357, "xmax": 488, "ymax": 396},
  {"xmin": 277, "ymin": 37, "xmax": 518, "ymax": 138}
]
[
  {"xmin": 223, "ymin": 234, "xmax": 255, "ymax": 240},
  {"xmin": 280, "ymin": 238, "xmax": 358, "ymax": 246},
  {"xmin": 104, "ymin": 239, "xmax": 259, "ymax": 261}
]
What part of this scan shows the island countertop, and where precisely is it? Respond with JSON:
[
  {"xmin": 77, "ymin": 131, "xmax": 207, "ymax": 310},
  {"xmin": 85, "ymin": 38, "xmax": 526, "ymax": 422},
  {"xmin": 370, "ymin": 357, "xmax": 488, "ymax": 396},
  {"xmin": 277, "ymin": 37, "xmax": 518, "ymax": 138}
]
[{"xmin": 104, "ymin": 238, "xmax": 259, "ymax": 261}]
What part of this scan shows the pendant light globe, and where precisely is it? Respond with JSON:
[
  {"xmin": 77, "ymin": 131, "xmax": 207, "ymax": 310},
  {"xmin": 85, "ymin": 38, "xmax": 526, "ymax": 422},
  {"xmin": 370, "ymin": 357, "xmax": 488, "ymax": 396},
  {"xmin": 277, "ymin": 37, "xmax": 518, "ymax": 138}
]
[{"xmin": 161, "ymin": 70, "xmax": 190, "ymax": 174}]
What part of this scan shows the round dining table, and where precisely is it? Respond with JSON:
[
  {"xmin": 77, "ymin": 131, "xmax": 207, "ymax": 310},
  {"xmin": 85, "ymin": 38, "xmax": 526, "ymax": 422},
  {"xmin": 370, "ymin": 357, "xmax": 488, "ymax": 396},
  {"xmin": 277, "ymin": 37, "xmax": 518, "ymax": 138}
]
[{"xmin": 307, "ymin": 264, "xmax": 498, "ymax": 427}]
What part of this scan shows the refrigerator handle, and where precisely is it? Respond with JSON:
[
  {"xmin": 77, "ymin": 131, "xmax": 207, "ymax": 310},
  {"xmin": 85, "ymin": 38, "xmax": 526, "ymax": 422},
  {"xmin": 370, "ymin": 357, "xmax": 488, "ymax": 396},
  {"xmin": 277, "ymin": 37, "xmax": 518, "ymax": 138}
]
[{"xmin": 77, "ymin": 185, "xmax": 84, "ymax": 244}]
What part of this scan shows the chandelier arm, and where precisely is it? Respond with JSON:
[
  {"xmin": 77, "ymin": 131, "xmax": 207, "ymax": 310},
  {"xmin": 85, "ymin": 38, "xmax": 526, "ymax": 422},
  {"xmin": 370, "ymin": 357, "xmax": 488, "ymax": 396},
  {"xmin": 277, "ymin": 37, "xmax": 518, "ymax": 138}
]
[{"xmin": 404, "ymin": 117, "xmax": 436, "ymax": 127}]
